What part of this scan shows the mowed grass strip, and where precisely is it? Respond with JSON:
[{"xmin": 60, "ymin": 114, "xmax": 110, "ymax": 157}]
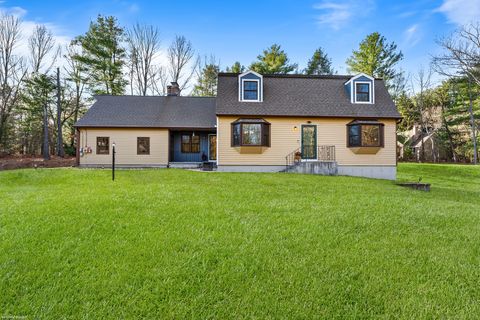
[{"xmin": 1, "ymin": 163, "xmax": 479, "ymax": 318}]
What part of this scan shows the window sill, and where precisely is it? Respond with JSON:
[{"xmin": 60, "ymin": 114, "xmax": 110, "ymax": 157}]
[
  {"xmin": 348, "ymin": 146, "xmax": 382, "ymax": 154},
  {"xmin": 234, "ymin": 146, "xmax": 268, "ymax": 154}
]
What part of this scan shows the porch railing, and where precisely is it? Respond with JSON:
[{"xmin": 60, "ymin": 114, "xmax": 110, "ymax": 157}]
[
  {"xmin": 318, "ymin": 145, "xmax": 336, "ymax": 162},
  {"xmin": 285, "ymin": 145, "xmax": 336, "ymax": 171}
]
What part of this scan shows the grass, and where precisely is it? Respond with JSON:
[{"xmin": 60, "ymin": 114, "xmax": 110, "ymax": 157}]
[{"xmin": 1, "ymin": 163, "xmax": 479, "ymax": 319}]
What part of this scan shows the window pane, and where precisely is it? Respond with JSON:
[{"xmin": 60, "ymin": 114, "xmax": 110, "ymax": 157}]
[
  {"xmin": 362, "ymin": 125, "xmax": 380, "ymax": 146},
  {"xmin": 356, "ymin": 93, "xmax": 370, "ymax": 102},
  {"xmin": 181, "ymin": 135, "xmax": 191, "ymax": 153},
  {"xmin": 348, "ymin": 125, "xmax": 360, "ymax": 147},
  {"xmin": 137, "ymin": 137, "xmax": 150, "ymax": 155},
  {"xmin": 232, "ymin": 124, "xmax": 241, "ymax": 146},
  {"xmin": 244, "ymin": 90, "xmax": 258, "ymax": 100},
  {"xmin": 356, "ymin": 83, "xmax": 369, "ymax": 93},
  {"xmin": 242, "ymin": 123, "xmax": 261, "ymax": 145},
  {"xmin": 181, "ymin": 135, "xmax": 191, "ymax": 143},
  {"xmin": 244, "ymin": 81, "xmax": 257, "ymax": 91},
  {"xmin": 356, "ymin": 83, "xmax": 370, "ymax": 102},
  {"xmin": 96, "ymin": 137, "xmax": 109, "ymax": 154},
  {"xmin": 243, "ymin": 81, "xmax": 258, "ymax": 100},
  {"xmin": 191, "ymin": 135, "xmax": 200, "ymax": 153}
]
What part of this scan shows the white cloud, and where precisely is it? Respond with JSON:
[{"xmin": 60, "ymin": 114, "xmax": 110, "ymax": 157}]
[
  {"xmin": 437, "ymin": 0, "xmax": 480, "ymax": 25},
  {"xmin": 403, "ymin": 24, "xmax": 421, "ymax": 47},
  {"xmin": 128, "ymin": 3, "xmax": 140, "ymax": 14},
  {"xmin": 313, "ymin": 0, "xmax": 374, "ymax": 30},
  {"xmin": 0, "ymin": 5, "xmax": 72, "ymax": 71}
]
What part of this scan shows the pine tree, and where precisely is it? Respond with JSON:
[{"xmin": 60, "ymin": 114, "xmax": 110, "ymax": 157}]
[
  {"xmin": 346, "ymin": 32, "xmax": 403, "ymax": 89},
  {"xmin": 443, "ymin": 78, "xmax": 480, "ymax": 162},
  {"xmin": 249, "ymin": 44, "xmax": 297, "ymax": 74},
  {"xmin": 21, "ymin": 73, "xmax": 56, "ymax": 157},
  {"xmin": 193, "ymin": 63, "xmax": 219, "ymax": 96},
  {"xmin": 304, "ymin": 47, "xmax": 334, "ymax": 75},
  {"xmin": 72, "ymin": 15, "xmax": 127, "ymax": 95},
  {"xmin": 225, "ymin": 61, "xmax": 245, "ymax": 73}
]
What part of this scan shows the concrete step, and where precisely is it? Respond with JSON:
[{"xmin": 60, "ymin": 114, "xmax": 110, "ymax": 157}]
[
  {"xmin": 168, "ymin": 162, "xmax": 202, "ymax": 169},
  {"xmin": 284, "ymin": 161, "xmax": 338, "ymax": 175}
]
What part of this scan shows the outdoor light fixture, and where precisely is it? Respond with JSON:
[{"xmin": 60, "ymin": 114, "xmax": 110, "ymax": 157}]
[
  {"xmin": 192, "ymin": 131, "xmax": 196, "ymax": 137},
  {"xmin": 112, "ymin": 142, "xmax": 116, "ymax": 181},
  {"xmin": 293, "ymin": 126, "xmax": 298, "ymax": 132}
]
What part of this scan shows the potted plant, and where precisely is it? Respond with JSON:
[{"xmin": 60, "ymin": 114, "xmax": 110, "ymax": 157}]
[{"xmin": 294, "ymin": 151, "xmax": 302, "ymax": 162}]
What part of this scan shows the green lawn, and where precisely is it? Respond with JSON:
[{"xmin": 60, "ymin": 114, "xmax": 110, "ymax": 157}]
[{"xmin": 1, "ymin": 163, "xmax": 479, "ymax": 319}]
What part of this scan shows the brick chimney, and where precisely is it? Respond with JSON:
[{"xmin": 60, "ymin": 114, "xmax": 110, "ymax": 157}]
[{"xmin": 167, "ymin": 82, "xmax": 180, "ymax": 96}]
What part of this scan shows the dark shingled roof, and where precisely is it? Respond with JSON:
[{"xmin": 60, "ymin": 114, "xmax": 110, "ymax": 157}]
[
  {"xmin": 74, "ymin": 95, "xmax": 216, "ymax": 128},
  {"xmin": 216, "ymin": 73, "xmax": 401, "ymax": 119}
]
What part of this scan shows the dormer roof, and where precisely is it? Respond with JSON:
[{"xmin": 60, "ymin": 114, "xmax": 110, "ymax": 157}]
[{"xmin": 344, "ymin": 72, "xmax": 375, "ymax": 85}]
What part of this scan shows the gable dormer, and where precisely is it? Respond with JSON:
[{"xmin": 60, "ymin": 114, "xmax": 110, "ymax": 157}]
[
  {"xmin": 344, "ymin": 73, "xmax": 375, "ymax": 104},
  {"xmin": 238, "ymin": 70, "xmax": 263, "ymax": 102}
]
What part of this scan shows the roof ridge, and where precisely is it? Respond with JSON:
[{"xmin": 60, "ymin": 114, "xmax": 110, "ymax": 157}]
[
  {"xmin": 218, "ymin": 72, "xmax": 384, "ymax": 80},
  {"xmin": 94, "ymin": 95, "xmax": 216, "ymax": 98}
]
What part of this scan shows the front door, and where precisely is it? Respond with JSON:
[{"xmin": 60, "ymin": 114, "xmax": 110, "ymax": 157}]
[
  {"xmin": 301, "ymin": 125, "xmax": 317, "ymax": 160},
  {"xmin": 208, "ymin": 134, "xmax": 217, "ymax": 161}
]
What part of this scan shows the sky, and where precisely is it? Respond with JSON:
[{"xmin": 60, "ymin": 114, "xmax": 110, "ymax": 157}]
[{"xmin": 1, "ymin": 0, "xmax": 480, "ymax": 86}]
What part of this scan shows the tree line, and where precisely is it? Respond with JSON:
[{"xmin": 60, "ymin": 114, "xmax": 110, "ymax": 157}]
[
  {"xmin": 0, "ymin": 12, "xmax": 477, "ymax": 163},
  {"xmin": 396, "ymin": 23, "xmax": 480, "ymax": 164}
]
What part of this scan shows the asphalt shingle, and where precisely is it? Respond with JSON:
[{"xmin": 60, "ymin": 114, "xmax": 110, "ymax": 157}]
[
  {"xmin": 74, "ymin": 95, "xmax": 216, "ymax": 128},
  {"xmin": 216, "ymin": 73, "xmax": 401, "ymax": 119}
]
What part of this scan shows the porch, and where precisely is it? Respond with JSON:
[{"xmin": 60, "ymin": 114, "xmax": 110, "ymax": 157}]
[{"xmin": 169, "ymin": 129, "xmax": 216, "ymax": 166}]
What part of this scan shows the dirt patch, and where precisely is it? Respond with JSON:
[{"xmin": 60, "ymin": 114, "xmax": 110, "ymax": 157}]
[{"xmin": 0, "ymin": 155, "xmax": 76, "ymax": 171}]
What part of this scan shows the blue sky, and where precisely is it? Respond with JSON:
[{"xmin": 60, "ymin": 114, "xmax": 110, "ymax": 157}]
[{"xmin": 2, "ymin": 0, "xmax": 480, "ymax": 82}]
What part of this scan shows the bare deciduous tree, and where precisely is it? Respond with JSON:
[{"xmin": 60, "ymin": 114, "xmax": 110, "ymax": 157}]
[
  {"xmin": 411, "ymin": 67, "xmax": 433, "ymax": 162},
  {"xmin": 151, "ymin": 65, "xmax": 168, "ymax": 96},
  {"xmin": 0, "ymin": 14, "xmax": 27, "ymax": 150},
  {"xmin": 167, "ymin": 35, "xmax": 197, "ymax": 94},
  {"xmin": 433, "ymin": 22, "xmax": 479, "ymax": 164},
  {"xmin": 126, "ymin": 23, "xmax": 161, "ymax": 96},
  {"xmin": 28, "ymin": 24, "xmax": 58, "ymax": 74},
  {"xmin": 433, "ymin": 22, "xmax": 480, "ymax": 86}
]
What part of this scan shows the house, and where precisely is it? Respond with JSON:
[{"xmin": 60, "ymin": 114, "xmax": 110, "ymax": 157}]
[
  {"xmin": 74, "ymin": 71, "xmax": 401, "ymax": 179},
  {"xmin": 398, "ymin": 106, "xmax": 446, "ymax": 162}
]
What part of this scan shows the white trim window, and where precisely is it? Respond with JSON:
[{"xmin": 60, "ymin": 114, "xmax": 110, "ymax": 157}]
[
  {"xmin": 345, "ymin": 73, "xmax": 375, "ymax": 104},
  {"xmin": 242, "ymin": 79, "xmax": 260, "ymax": 101},
  {"xmin": 238, "ymin": 70, "xmax": 263, "ymax": 102},
  {"xmin": 354, "ymin": 81, "xmax": 372, "ymax": 104}
]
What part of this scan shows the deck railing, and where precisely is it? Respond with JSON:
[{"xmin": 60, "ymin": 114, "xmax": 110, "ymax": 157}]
[{"xmin": 285, "ymin": 145, "xmax": 336, "ymax": 171}]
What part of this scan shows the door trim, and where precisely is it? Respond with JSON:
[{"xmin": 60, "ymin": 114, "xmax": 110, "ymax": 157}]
[
  {"xmin": 300, "ymin": 124, "xmax": 318, "ymax": 161},
  {"xmin": 208, "ymin": 134, "xmax": 217, "ymax": 162}
]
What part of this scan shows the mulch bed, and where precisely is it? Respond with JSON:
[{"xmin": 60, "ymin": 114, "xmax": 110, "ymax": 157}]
[{"xmin": 0, "ymin": 155, "xmax": 76, "ymax": 171}]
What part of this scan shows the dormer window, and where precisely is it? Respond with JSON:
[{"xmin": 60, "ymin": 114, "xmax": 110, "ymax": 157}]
[
  {"xmin": 239, "ymin": 70, "xmax": 263, "ymax": 102},
  {"xmin": 355, "ymin": 83, "xmax": 371, "ymax": 102},
  {"xmin": 243, "ymin": 80, "xmax": 259, "ymax": 101},
  {"xmin": 345, "ymin": 73, "xmax": 375, "ymax": 104}
]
